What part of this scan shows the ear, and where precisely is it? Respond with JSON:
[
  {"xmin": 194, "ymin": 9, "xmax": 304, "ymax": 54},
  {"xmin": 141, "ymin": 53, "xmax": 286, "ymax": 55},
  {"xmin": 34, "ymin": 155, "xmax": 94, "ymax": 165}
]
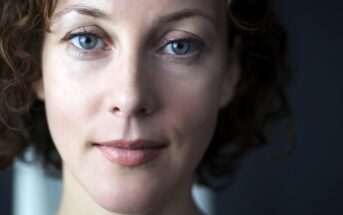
[
  {"xmin": 32, "ymin": 79, "xmax": 45, "ymax": 101},
  {"xmin": 219, "ymin": 40, "xmax": 241, "ymax": 108}
]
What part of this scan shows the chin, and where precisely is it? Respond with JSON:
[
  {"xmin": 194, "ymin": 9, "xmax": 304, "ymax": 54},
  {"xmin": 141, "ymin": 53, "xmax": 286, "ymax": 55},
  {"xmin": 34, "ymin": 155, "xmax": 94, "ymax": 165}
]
[{"xmin": 83, "ymin": 173, "xmax": 171, "ymax": 214}]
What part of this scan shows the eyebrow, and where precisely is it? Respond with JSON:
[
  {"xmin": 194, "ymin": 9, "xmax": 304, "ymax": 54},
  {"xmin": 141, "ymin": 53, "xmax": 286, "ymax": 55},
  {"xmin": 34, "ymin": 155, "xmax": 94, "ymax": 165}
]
[
  {"xmin": 50, "ymin": 4, "xmax": 113, "ymax": 24},
  {"xmin": 155, "ymin": 8, "xmax": 218, "ymax": 30},
  {"xmin": 50, "ymin": 4, "xmax": 218, "ymax": 29}
]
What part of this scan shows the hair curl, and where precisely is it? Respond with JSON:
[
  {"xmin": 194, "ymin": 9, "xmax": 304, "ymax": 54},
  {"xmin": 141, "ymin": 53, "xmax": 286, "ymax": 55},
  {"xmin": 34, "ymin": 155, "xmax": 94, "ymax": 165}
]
[{"xmin": 0, "ymin": 0, "xmax": 292, "ymax": 188}]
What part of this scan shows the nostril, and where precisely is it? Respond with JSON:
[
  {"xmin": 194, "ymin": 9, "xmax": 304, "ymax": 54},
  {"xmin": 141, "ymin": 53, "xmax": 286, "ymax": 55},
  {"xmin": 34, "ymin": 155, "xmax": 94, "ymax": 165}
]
[
  {"xmin": 132, "ymin": 107, "xmax": 151, "ymax": 117},
  {"xmin": 111, "ymin": 106, "xmax": 152, "ymax": 117},
  {"xmin": 109, "ymin": 92, "xmax": 156, "ymax": 117},
  {"xmin": 137, "ymin": 107, "xmax": 149, "ymax": 116},
  {"xmin": 112, "ymin": 107, "xmax": 120, "ymax": 112}
]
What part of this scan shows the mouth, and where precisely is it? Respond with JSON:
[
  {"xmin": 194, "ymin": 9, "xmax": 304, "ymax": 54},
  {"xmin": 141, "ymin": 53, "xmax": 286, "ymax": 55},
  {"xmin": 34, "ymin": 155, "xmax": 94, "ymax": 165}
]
[{"xmin": 93, "ymin": 140, "xmax": 167, "ymax": 167}]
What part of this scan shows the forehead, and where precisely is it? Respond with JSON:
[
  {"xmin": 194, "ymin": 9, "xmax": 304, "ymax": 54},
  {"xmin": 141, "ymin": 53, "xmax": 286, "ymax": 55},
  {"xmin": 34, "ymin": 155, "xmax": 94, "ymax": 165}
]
[{"xmin": 52, "ymin": 0, "xmax": 227, "ymax": 25}]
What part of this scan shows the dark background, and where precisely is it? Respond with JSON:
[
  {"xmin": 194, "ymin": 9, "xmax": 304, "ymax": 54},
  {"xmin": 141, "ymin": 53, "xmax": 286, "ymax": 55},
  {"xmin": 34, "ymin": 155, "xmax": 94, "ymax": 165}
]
[
  {"xmin": 1, "ymin": 0, "xmax": 342, "ymax": 215},
  {"xmin": 217, "ymin": 0, "xmax": 343, "ymax": 214},
  {"xmin": 0, "ymin": 170, "xmax": 12, "ymax": 215}
]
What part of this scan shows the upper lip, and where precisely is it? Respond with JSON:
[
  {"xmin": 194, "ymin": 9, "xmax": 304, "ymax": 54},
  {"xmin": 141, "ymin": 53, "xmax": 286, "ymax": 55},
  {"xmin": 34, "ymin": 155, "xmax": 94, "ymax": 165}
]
[{"xmin": 94, "ymin": 139, "xmax": 167, "ymax": 150}]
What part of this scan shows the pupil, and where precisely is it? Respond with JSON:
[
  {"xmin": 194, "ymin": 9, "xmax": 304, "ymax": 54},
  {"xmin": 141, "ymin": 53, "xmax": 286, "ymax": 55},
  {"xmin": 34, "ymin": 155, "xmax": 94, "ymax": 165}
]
[
  {"xmin": 177, "ymin": 43, "xmax": 184, "ymax": 49},
  {"xmin": 85, "ymin": 37, "xmax": 91, "ymax": 44},
  {"xmin": 79, "ymin": 35, "xmax": 97, "ymax": 49},
  {"xmin": 172, "ymin": 41, "xmax": 189, "ymax": 54}
]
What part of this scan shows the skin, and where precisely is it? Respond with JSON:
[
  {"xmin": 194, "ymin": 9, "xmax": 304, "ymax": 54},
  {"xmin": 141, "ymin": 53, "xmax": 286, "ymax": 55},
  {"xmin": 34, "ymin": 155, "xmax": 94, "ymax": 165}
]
[{"xmin": 37, "ymin": 0, "xmax": 239, "ymax": 214}]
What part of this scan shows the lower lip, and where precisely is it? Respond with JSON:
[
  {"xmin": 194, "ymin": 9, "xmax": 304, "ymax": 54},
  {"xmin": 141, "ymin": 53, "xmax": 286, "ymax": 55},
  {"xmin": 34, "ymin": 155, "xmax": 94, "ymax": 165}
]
[{"xmin": 95, "ymin": 145, "xmax": 165, "ymax": 167}]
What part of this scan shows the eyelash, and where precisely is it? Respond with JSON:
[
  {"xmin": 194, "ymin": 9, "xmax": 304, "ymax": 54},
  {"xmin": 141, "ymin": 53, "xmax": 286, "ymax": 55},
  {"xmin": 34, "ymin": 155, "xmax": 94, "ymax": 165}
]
[
  {"xmin": 61, "ymin": 30, "xmax": 204, "ymax": 62},
  {"xmin": 61, "ymin": 30, "xmax": 109, "ymax": 59},
  {"xmin": 157, "ymin": 38, "xmax": 204, "ymax": 62}
]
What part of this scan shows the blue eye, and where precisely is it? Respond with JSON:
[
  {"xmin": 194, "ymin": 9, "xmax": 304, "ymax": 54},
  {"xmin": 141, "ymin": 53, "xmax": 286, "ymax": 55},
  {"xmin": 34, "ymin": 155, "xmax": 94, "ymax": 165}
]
[
  {"xmin": 70, "ymin": 34, "xmax": 105, "ymax": 50},
  {"xmin": 170, "ymin": 41, "xmax": 190, "ymax": 55},
  {"xmin": 163, "ymin": 39, "xmax": 202, "ymax": 56}
]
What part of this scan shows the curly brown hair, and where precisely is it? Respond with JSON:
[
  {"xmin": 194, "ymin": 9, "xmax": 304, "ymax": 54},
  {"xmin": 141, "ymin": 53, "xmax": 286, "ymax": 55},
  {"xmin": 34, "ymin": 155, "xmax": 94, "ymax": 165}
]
[{"xmin": 0, "ymin": 0, "xmax": 292, "ymax": 188}]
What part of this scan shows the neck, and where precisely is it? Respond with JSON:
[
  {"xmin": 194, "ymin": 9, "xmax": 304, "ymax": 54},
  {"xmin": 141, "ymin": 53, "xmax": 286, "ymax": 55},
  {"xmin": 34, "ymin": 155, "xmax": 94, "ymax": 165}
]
[{"xmin": 57, "ymin": 167, "xmax": 203, "ymax": 215}]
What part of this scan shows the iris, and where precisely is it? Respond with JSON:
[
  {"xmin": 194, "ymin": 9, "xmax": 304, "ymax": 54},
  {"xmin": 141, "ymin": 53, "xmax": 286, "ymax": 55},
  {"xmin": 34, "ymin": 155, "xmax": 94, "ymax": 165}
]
[
  {"xmin": 78, "ymin": 35, "xmax": 98, "ymax": 50},
  {"xmin": 171, "ymin": 41, "xmax": 190, "ymax": 55}
]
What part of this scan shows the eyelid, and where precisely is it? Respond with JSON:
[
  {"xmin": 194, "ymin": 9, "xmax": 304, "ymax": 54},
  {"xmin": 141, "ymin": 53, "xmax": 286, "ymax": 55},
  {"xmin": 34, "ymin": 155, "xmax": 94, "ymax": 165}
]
[
  {"xmin": 60, "ymin": 26, "xmax": 112, "ymax": 59},
  {"xmin": 156, "ymin": 30, "xmax": 202, "ymax": 48},
  {"xmin": 160, "ymin": 38, "xmax": 203, "ymax": 49},
  {"xmin": 155, "ymin": 32, "xmax": 205, "ymax": 64},
  {"xmin": 63, "ymin": 26, "xmax": 97, "ymax": 39}
]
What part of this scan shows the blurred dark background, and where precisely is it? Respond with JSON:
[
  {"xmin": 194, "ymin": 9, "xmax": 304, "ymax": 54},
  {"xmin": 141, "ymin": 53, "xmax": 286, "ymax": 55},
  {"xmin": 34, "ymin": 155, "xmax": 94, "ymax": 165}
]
[
  {"xmin": 217, "ymin": 0, "xmax": 343, "ymax": 214},
  {"xmin": 1, "ymin": 0, "xmax": 342, "ymax": 215},
  {"xmin": 0, "ymin": 170, "xmax": 12, "ymax": 215}
]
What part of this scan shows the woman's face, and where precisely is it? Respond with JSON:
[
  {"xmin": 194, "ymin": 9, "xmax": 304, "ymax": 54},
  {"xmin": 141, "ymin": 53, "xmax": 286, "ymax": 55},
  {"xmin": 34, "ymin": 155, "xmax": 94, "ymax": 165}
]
[{"xmin": 39, "ymin": 0, "xmax": 237, "ymax": 213}]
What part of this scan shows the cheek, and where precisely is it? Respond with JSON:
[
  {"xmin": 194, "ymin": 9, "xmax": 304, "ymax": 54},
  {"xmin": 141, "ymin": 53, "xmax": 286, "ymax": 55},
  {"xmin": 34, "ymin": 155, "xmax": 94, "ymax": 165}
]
[
  {"xmin": 43, "ymin": 83, "xmax": 82, "ymax": 161},
  {"xmin": 163, "ymin": 71, "xmax": 222, "ymax": 130},
  {"xmin": 161, "ymin": 76, "xmax": 222, "ymax": 161},
  {"xmin": 41, "ymin": 47, "xmax": 104, "ymax": 134},
  {"xmin": 170, "ymin": 91, "xmax": 219, "ymax": 134},
  {"xmin": 41, "ymin": 58, "xmax": 94, "ymax": 158}
]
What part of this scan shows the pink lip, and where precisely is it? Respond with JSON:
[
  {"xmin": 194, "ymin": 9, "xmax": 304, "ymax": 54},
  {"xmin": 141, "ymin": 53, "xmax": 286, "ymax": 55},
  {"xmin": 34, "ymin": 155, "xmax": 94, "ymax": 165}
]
[{"xmin": 94, "ymin": 140, "xmax": 167, "ymax": 167}]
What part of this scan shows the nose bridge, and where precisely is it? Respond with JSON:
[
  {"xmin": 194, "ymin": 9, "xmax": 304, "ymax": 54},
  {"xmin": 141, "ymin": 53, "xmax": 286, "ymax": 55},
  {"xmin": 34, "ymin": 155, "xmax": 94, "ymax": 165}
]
[{"xmin": 107, "ymin": 38, "xmax": 155, "ymax": 117}]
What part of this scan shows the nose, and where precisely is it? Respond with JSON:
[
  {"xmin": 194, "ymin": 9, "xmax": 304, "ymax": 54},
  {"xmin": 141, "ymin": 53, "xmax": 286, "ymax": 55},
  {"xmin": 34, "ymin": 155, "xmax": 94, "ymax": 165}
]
[{"xmin": 106, "ymin": 52, "xmax": 156, "ymax": 118}]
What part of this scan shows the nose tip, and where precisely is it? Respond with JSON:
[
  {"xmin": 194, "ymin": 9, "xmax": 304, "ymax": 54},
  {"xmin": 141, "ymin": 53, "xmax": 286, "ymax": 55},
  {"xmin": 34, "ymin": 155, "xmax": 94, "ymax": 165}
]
[
  {"xmin": 105, "ymin": 46, "xmax": 156, "ymax": 118},
  {"xmin": 109, "ymin": 84, "xmax": 156, "ymax": 118},
  {"xmin": 111, "ymin": 97, "xmax": 155, "ymax": 117}
]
